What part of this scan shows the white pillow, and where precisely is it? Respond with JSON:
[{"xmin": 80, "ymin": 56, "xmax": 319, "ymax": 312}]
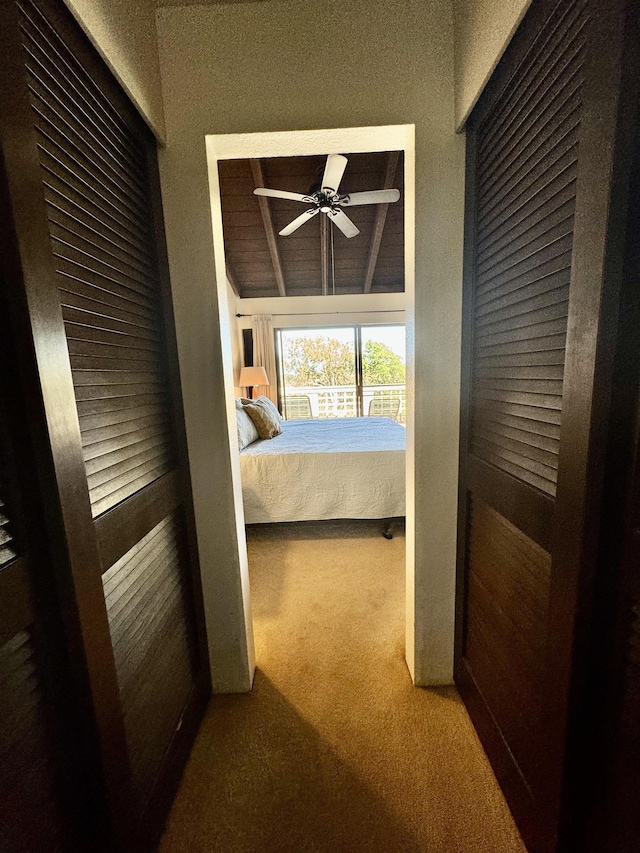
[{"xmin": 236, "ymin": 406, "xmax": 260, "ymax": 451}]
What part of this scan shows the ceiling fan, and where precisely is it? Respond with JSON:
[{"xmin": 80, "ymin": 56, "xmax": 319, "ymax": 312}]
[{"xmin": 253, "ymin": 154, "xmax": 400, "ymax": 239}]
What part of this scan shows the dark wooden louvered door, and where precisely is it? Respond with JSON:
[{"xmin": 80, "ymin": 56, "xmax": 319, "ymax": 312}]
[
  {"xmin": 0, "ymin": 279, "xmax": 76, "ymax": 853},
  {"xmin": 455, "ymin": 1, "xmax": 638, "ymax": 851},
  {"xmin": 0, "ymin": 0, "xmax": 210, "ymax": 848}
]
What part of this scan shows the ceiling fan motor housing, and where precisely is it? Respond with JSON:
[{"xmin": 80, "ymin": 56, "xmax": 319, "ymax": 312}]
[{"xmin": 316, "ymin": 190, "xmax": 341, "ymax": 213}]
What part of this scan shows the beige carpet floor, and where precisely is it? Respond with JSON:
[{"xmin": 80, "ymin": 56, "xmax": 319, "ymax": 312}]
[{"xmin": 159, "ymin": 520, "xmax": 526, "ymax": 853}]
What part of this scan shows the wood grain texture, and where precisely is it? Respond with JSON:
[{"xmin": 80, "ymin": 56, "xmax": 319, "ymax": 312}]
[
  {"xmin": 455, "ymin": 2, "xmax": 601, "ymax": 851},
  {"xmin": 362, "ymin": 151, "xmax": 399, "ymax": 294},
  {"xmin": 469, "ymin": 0, "xmax": 587, "ymax": 500},
  {"xmin": 19, "ymin": 4, "xmax": 177, "ymax": 518},
  {"xmin": 2, "ymin": 1, "xmax": 135, "ymax": 845},
  {"xmin": 103, "ymin": 513, "xmax": 197, "ymax": 809},
  {"xmin": 0, "ymin": 628, "xmax": 70, "ymax": 853},
  {"xmin": 3, "ymin": 1, "xmax": 210, "ymax": 848},
  {"xmin": 250, "ymin": 158, "xmax": 286, "ymax": 296},
  {"xmin": 465, "ymin": 497, "xmax": 551, "ymax": 787},
  {"xmin": 219, "ymin": 153, "xmax": 404, "ymax": 297}
]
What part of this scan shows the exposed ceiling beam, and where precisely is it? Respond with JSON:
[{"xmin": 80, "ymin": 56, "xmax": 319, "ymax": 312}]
[
  {"xmin": 250, "ymin": 158, "xmax": 287, "ymax": 297},
  {"xmin": 320, "ymin": 214, "xmax": 329, "ymax": 296},
  {"xmin": 362, "ymin": 152, "xmax": 400, "ymax": 294},
  {"xmin": 226, "ymin": 264, "xmax": 241, "ymax": 298}
]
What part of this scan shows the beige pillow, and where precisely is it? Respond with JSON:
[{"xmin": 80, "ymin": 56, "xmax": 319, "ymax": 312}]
[
  {"xmin": 242, "ymin": 397, "xmax": 283, "ymax": 439},
  {"xmin": 253, "ymin": 395, "xmax": 281, "ymax": 423}
]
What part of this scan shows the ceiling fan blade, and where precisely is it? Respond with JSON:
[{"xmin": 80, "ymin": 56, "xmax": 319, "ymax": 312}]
[
  {"xmin": 328, "ymin": 208, "xmax": 360, "ymax": 238},
  {"xmin": 339, "ymin": 189, "xmax": 401, "ymax": 206},
  {"xmin": 321, "ymin": 154, "xmax": 348, "ymax": 194},
  {"xmin": 279, "ymin": 207, "xmax": 319, "ymax": 236},
  {"xmin": 254, "ymin": 188, "xmax": 312, "ymax": 203}
]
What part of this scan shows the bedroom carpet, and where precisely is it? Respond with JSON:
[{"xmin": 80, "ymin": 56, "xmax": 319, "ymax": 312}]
[{"xmin": 159, "ymin": 519, "xmax": 526, "ymax": 853}]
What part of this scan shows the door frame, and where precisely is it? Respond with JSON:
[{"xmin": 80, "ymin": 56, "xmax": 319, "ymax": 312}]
[{"xmin": 204, "ymin": 125, "xmax": 417, "ymax": 679}]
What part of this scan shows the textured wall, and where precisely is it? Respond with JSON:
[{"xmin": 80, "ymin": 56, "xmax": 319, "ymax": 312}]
[
  {"xmin": 156, "ymin": 0, "xmax": 465, "ymax": 687},
  {"xmin": 453, "ymin": 0, "xmax": 533, "ymax": 129},
  {"xmin": 63, "ymin": 0, "xmax": 166, "ymax": 140}
]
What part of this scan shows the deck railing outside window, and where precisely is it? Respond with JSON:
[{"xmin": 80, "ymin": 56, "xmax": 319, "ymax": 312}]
[{"xmin": 283, "ymin": 384, "xmax": 406, "ymax": 422}]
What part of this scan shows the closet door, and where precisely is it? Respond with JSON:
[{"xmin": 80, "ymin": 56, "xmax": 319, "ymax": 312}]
[
  {"xmin": 455, "ymin": 1, "xmax": 638, "ymax": 850},
  {"xmin": 0, "ymin": 272, "xmax": 78, "ymax": 853},
  {"xmin": 0, "ymin": 0, "xmax": 210, "ymax": 848}
]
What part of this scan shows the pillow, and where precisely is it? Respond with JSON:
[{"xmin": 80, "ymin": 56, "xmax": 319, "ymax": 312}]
[
  {"xmin": 242, "ymin": 397, "xmax": 283, "ymax": 440},
  {"xmin": 253, "ymin": 395, "xmax": 282, "ymax": 423},
  {"xmin": 236, "ymin": 406, "xmax": 260, "ymax": 451}
]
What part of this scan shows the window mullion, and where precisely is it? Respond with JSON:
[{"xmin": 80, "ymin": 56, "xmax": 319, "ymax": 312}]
[{"xmin": 355, "ymin": 326, "xmax": 363, "ymax": 417}]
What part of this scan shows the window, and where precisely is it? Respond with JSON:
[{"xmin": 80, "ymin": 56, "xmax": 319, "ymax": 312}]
[{"xmin": 276, "ymin": 325, "xmax": 405, "ymax": 421}]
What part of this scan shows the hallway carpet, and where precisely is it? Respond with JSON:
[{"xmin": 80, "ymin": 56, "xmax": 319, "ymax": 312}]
[{"xmin": 159, "ymin": 520, "xmax": 526, "ymax": 853}]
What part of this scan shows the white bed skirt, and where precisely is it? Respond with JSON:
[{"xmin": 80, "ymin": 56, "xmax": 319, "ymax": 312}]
[{"xmin": 239, "ymin": 417, "xmax": 405, "ymax": 524}]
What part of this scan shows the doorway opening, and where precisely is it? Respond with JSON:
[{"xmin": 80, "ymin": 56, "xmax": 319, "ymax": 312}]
[{"xmin": 205, "ymin": 125, "xmax": 416, "ymax": 680}]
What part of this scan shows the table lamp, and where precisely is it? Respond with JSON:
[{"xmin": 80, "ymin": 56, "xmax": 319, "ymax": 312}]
[{"xmin": 238, "ymin": 365, "xmax": 269, "ymax": 399}]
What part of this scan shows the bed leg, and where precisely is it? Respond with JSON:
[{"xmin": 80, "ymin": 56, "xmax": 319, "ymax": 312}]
[{"xmin": 382, "ymin": 520, "xmax": 393, "ymax": 540}]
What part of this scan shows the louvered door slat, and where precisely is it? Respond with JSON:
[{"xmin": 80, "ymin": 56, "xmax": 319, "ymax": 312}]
[
  {"xmin": 85, "ymin": 434, "xmax": 169, "ymax": 476},
  {"xmin": 0, "ymin": 499, "xmax": 17, "ymax": 567},
  {"xmin": 476, "ymin": 364, "xmax": 565, "ymax": 380},
  {"xmin": 55, "ymin": 254, "xmax": 158, "ymax": 311},
  {"xmin": 476, "ymin": 297, "xmax": 570, "ymax": 336},
  {"xmin": 479, "ymin": 147, "xmax": 579, "ymax": 241},
  {"xmin": 19, "ymin": 5, "xmax": 145, "ymax": 170},
  {"xmin": 478, "ymin": 175, "xmax": 577, "ymax": 257},
  {"xmin": 43, "ymin": 184, "xmax": 154, "ymax": 263},
  {"xmin": 477, "ymin": 206, "xmax": 575, "ymax": 279},
  {"xmin": 474, "ymin": 429, "xmax": 559, "ymax": 472},
  {"xmin": 33, "ymin": 106, "xmax": 149, "ymax": 218},
  {"xmin": 74, "ymin": 380, "xmax": 164, "ymax": 403},
  {"xmin": 62, "ymin": 311, "xmax": 160, "ymax": 344},
  {"xmin": 478, "ymin": 0, "xmax": 587, "ymax": 164},
  {"xmin": 41, "ymin": 163, "xmax": 151, "ymax": 244},
  {"xmin": 479, "ymin": 49, "xmax": 584, "ymax": 196},
  {"xmin": 30, "ymin": 88, "xmax": 147, "ymax": 210},
  {"xmin": 91, "ymin": 464, "xmax": 172, "ymax": 519},
  {"xmin": 81, "ymin": 416, "xmax": 168, "ymax": 452},
  {"xmin": 47, "ymin": 207, "xmax": 157, "ymax": 280},
  {"xmin": 50, "ymin": 219, "xmax": 156, "ymax": 285},
  {"xmin": 20, "ymin": 13, "xmax": 148, "ymax": 202},
  {"xmin": 35, "ymin": 133, "xmax": 149, "ymax": 230},
  {"xmin": 87, "ymin": 447, "xmax": 171, "ymax": 494},
  {"xmin": 75, "ymin": 394, "xmax": 168, "ymax": 420},
  {"xmin": 79, "ymin": 405, "xmax": 171, "ymax": 437},
  {"xmin": 0, "ymin": 631, "xmax": 68, "ymax": 853},
  {"xmin": 477, "ymin": 192, "xmax": 575, "ymax": 273},
  {"xmin": 61, "ymin": 290, "xmax": 159, "ymax": 331},
  {"xmin": 480, "ymin": 93, "xmax": 581, "ymax": 210},
  {"xmin": 473, "ymin": 414, "xmax": 560, "ymax": 451}
]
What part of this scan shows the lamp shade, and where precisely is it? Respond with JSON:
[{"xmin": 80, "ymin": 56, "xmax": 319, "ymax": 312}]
[{"xmin": 238, "ymin": 365, "xmax": 269, "ymax": 387}]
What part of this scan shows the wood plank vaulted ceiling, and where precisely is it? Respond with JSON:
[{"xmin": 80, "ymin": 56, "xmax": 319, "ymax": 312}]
[{"xmin": 219, "ymin": 151, "xmax": 405, "ymax": 299}]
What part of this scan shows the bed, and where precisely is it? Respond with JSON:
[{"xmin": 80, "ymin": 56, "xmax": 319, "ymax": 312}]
[{"xmin": 239, "ymin": 416, "xmax": 405, "ymax": 524}]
